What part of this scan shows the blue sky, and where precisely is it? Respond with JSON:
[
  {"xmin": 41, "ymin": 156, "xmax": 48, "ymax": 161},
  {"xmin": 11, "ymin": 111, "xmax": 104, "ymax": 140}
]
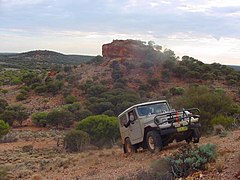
[{"xmin": 0, "ymin": 0, "xmax": 240, "ymax": 65}]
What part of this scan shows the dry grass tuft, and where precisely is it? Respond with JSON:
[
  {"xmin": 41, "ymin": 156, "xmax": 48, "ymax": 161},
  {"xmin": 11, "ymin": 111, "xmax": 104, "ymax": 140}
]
[{"xmin": 215, "ymin": 160, "xmax": 224, "ymax": 173}]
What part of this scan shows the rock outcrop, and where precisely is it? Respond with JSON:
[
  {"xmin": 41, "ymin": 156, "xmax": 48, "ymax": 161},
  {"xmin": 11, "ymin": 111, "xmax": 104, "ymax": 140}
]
[{"xmin": 102, "ymin": 39, "xmax": 150, "ymax": 61}]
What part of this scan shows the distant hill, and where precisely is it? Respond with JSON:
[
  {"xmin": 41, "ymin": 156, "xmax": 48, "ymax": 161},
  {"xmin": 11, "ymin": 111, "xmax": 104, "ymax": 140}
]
[
  {"xmin": 228, "ymin": 65, "xmax": 240, "ymax": 71},
  {"xmin": 0, "ymin": 50, "xmax": 95, "ymax": 70}
]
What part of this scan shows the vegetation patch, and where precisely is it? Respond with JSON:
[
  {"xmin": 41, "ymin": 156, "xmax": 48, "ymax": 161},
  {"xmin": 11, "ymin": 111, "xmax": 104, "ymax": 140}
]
[
  {"xmin": 0, "ymin": 120, "xmax": 10, "ymax": 139},
  {"xmin": 76, "ymin": 115, "xmax": 119, "ymax": 148},
  {"xmin": 168, "ymin": 144, "xmax": 217, "ymax": 178},
  {"xmin": 64, "ymin": 130, "xmax": 90, "ymax": 152}
]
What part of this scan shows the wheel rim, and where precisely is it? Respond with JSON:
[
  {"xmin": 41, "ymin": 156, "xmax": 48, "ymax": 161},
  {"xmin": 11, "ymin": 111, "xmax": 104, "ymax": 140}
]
[{"xmin": 148, "ymin": 136, "xmax": 155, "ymax": 150}]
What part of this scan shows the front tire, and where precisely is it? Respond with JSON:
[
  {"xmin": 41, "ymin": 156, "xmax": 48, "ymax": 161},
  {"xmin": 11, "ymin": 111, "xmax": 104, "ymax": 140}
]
[
  {"xmin": 124, "ymin": 138, "xmax": 137, "ymax": 153},
  {"xmin": 146, "ymin": 131, "xmax": 163, "ymax": 153}
]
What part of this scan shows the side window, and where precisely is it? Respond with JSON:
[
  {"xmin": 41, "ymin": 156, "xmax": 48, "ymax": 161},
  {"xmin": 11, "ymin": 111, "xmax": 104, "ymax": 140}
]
[
  {"xmin": 119, "ymin": 114, "xmax": 127, "ymax": 127},
  {"xmin": 128, "ymin": 110, "xmax": 137, "ymax": 121}
]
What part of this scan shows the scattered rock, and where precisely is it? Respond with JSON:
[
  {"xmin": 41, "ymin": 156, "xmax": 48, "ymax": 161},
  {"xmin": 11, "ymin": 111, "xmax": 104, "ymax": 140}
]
[
  {"xmin": 31, "ymin": 173, "xmax": 43, "ymax": 180},
  {"xmin": 22, "ymin": 145, "xmax": 33, "ymax": 152}
]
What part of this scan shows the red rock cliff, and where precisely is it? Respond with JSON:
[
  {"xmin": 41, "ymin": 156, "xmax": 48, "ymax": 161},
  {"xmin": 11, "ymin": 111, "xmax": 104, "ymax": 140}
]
[{"xmin": 102, "ymin": 39, "xmax": 148, "ymax": 61}]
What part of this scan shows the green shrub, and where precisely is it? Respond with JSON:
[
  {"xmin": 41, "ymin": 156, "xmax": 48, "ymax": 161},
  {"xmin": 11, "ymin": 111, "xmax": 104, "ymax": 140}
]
[
  {"xmin": 85, "ymin": 84, "xmax": 107, "ymax": 97},
  {"xmin": 21, "ymin": 72, "xmax": 42, "ymax": 86},
  {"xmin": 16, "ymin": 93, "xmax": 27, "ymax": 101},
  {"xmin": 169, "ymin": 87, "xmax": 185, "ymax": 96},
  {"xmin": 47, "ymin": 108, "xmax": 74, "ymax": 128},
  {"xmin": 46, "ymin": 80, "xmax": 64, "ymax": 95},
  {"xmin": 31, "ymin": 112, "xmax": 48, "ymax": 127},
  {"xmin": 88, "ymin": 101, "xmax": 114, "ymax": 115},
  {"xmin": 211, "ymin": 115, "xmax": 234, "ymax": 129},
  {"xmin": 0, "ymin": 120, "xmax": 10, "ymax": 139},
  {"xmin": 103, "ymin": 110, "xmax": 115, "ymax": 116},
  {"xmin": 76, "ymin": 115, "xmax": 119, "ymax": 148},
  {"xmin": 21, "ymin": 86, "xmax": 30, "ymax": 92},
  {"xmin": 64, "ymin": 130, "xmax": 90, "ymax": 152},
  {"xmin": 173, "ymin": 86, "xmax": 236, "ymax": 132},
  {"xmin": 0, "ymin": 111, "xmax": 15, "ymax": 126},
  {"xmin": 110, "ymin": 61, "xmax": 123, "ymax": 82},
  {"xmin": 64, "ymin": 95, "xmax": 78, "ymax": 104},
  {"xmin": 0, "ymin": 105, "xmax": 28, "ymax": 126},
  {"xmin": 34, "ymin": 85, "xmax": 47, "ymax": 94},
  {"xmin": 19, "ymin": 89, "xmax": 28, "ymax": 95},
  {"xmin": 63, "ymin": 102, "xmax": 81, "ymax": 114},
  {"xmin": 75, "ymin": 109, "xmax": 92, "ymax": 121},
  {"xmin": 168, "ymin": 144, "xmax": 217, "ymax": 178},
  {"xmin": 83, "ymin": 83, "xmax": 139, "ymax": 116},
  {"xmin": 1, "ymin": 89, "xmax": 8, "ymax": 96},
  {"xmin": 0, "ymin": 99, "xmax": 8, "ymax": 114}
]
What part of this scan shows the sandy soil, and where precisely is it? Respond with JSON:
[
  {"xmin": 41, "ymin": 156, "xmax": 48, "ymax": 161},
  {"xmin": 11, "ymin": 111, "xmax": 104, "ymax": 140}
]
[{"xmin": 0, "ymin": 128, "xmax": 239, "ymax": 180}]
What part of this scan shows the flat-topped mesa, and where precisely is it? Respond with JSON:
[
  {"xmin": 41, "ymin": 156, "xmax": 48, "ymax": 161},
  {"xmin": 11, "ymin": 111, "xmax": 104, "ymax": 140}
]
[{"xmin": 102, "ymin": 39, "xmax": 148, "ymax": 61}]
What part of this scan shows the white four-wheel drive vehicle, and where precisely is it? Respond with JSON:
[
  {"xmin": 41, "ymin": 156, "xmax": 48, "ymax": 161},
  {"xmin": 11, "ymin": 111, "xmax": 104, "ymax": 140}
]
[{"xmin": 118, "ymin": 100, "xmax": 201, "ymax": 153}]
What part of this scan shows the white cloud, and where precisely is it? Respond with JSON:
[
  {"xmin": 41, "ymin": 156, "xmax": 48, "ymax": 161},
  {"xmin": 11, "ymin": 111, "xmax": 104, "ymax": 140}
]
[
  {"xmin": 122, "ymin": 0, "xmax": 172, "ymax": 13},
  {"xmin": 226, "ymin": 11, "xmax": 240, "ymax": 17},
  {"xmin": 178, "ymin": 0, "xmax": 240, "ymax": 14},
  {"xmin": 0, "ymin": 0, "xmax": 45, "ymax": 7},
  {"xmin": 0, "ymin": 0, "xmax": 239, "ymax": 65},
  {"xmin": 161, "ymin": 32, "xmax": 240, "ymax": 65}
]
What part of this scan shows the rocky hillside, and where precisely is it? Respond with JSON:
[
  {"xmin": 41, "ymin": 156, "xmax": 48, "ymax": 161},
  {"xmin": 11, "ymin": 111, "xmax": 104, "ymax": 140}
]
[
  {"xmin": 0, "ymin": 39, "xmax": 240, "ymax": 180},
  {"xmin": 1, "ymin": 39, "xmax": 240, "ymax": 115}
]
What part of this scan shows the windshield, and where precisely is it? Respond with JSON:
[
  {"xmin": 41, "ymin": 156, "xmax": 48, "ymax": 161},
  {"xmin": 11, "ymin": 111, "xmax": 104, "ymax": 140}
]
[{"xmin": 137, "ymin": 102, "xmax": 170, "ymax": 116}]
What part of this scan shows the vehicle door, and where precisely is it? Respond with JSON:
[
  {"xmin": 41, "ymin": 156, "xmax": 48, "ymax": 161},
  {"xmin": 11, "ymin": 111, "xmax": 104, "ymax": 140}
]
[{"xmin": 128, "ymin": 110, "xmax": 142, "ymax": 143}]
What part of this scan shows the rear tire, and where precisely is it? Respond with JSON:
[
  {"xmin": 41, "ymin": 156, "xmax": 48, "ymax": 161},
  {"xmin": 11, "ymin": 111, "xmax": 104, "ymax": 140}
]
[
  {"xmin": 146, "ymin": 131, "xmax": 163, "ymax": 153},
  {"xmin": 193, "ymin": 128, "xmax": 200, "ymax": 143},
  {"xmin": 124, "ymin": 138, "xmax": 137, "ymax": 153}
]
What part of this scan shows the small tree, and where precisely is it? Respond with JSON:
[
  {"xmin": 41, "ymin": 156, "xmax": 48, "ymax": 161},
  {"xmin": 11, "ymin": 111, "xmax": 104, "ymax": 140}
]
[
  {"xmin": 88, "ymin": 101, "xmax": 114, "ymax": 115},
  {"xmin": 173, "ymin": 86, "xmax": 236, "ymax": 132},
  {"xmin": 64, "ymin": 130, "xmax": 90, "ymax": 152},
  {"xmin": 75, "ymin": 109, "xmax": 92, "ymax": 121},
  {"xmin": 0, "ymin": 99, "xmax": 8, "ymax": 114},
  {"xmin": 0, "ymin": 110, "xmax": 15, "ymax": 126},
  {"xmin": 16, "ymin": 93, "xmax": 27, "ymax": 101},
  {"xmin": 31, "ymin": 112, "xmax": 48, "ymax": 127},
  {"xmin": 46, "ymin": 80, "xmax": 64, "ymax": 95},
  {"xmin": 0, "ymin": 120, "xmax": 10, "ymax": 139},
  {"xmin": 211, "ymin": 115, "xmax": 234, "ymax": 129},
  {"xmin": 0, "ymin": 105, "xmax": 28, "ymax": 126},
  {"xmin": 64, "ymin": 95, "xmax": 78, "ymax": 104},
  {"xmin": 47, "ymin": 108, "xmax": 74, "ymax": 129},
  {"xmin": 76, "ymin": 115, "xmax": 119, "ymax": 148},
  {"xmin": 169, "ymin": 87, "xmax": 185, "ymax": 96},
  {"xmin": 63, "ymin": 102, "xmax": 81, "ymax": 114},
  {"xmin": 1, "ymin": 89, "xmax": 8, "ymax": 97}
]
